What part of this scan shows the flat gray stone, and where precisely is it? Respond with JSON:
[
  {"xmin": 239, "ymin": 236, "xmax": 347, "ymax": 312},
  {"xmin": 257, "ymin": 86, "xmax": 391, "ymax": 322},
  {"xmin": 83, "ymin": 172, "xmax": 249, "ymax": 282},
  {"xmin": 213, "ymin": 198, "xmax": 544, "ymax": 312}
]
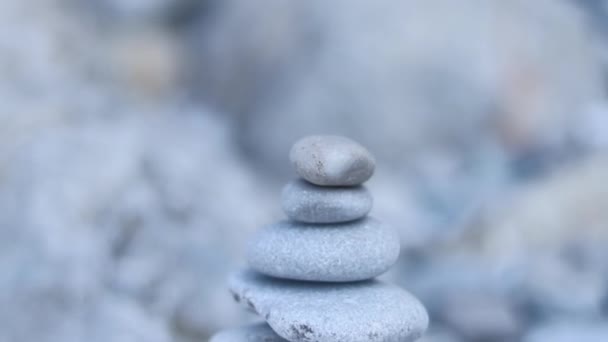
[
  {"xmin": 289, "ymin": 135, "xmax": 375, "ymax": 186},
  {"xmin": 210, "ymin": 322, "xmax": 287, "ymax": 342},
  {"xmin": 229, "ymin": 269, "xmax": 429, "ymax": 342},
  {"xmin": 247, "ymin": 217, "xmax": 399, "ymax": 282},
  {"xmin": 281, "ymin": 179, "xmax": 372, "ymax": 223}
]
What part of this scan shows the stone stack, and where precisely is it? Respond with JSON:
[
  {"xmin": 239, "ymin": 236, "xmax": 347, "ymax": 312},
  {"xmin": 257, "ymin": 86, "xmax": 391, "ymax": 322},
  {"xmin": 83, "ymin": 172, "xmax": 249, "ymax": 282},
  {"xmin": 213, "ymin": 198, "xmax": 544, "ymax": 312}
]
[{"xmin": 211, "ymin": 136, "xmax": 428, "ymax": 342}]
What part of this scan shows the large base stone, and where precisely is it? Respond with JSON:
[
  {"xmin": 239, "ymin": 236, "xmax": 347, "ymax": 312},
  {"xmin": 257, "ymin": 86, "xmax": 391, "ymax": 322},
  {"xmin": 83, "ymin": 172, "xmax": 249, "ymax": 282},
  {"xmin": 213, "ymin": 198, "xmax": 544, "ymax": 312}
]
[{"xmin": 229, "ymin": 269, "xmax": 429, "ymax": 342}]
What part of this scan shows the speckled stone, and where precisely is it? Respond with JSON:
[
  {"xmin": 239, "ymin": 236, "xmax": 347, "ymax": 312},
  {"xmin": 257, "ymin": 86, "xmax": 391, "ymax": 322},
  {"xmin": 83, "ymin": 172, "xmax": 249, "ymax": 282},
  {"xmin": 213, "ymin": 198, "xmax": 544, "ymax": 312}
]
[
  {"xmin": 247, "ymin": 217, "xmax": 400, "ymax": 282},
  {"xmin": 281, "ymin": 179, "xmax": 372, "ymax": 223},
  {"xmin": 210, "ymin": 322, "xmax": 287, "ymax": 342},
  {"xmin": 230, "ymin": 269, "xmax": 429, "ymax": 342},
  {"xmin": 289, "ymin": 135, "xmax": 375, "ymax": 186}
]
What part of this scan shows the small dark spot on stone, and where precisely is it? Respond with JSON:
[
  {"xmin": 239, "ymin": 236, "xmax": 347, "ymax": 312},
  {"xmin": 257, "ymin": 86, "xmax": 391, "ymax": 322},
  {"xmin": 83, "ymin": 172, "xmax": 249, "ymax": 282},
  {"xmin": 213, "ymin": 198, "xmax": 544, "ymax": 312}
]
[
  {"xmin": 231, "ymin": 292, "xmax": 240, "ymax": 303},
  {"xmin": 290, "ymin": 324, "xmax": 314, "ymax": 341},
  {"xmin": 246, "ymin": 298, "xmax": 256, "ymax": 312},
  {"xmin": 368, "ymin": 331, "xmax": 380, "ymax": 340}
]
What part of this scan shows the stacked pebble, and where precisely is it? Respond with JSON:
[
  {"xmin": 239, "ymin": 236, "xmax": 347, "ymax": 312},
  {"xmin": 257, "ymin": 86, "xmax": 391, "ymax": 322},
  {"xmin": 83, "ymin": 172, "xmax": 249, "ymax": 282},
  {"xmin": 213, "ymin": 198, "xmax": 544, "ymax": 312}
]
[{"xmin": 211, "ymin": 135, "xmax": 428, "ymax": 342}]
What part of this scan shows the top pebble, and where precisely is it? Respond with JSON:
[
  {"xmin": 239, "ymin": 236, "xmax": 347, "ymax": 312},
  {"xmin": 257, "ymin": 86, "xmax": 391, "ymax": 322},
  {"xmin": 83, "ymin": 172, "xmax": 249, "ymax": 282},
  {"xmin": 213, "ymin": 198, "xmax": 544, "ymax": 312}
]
[{"xmin": 289, "ymin": 135, "xmax": 375, "ymax": 186}]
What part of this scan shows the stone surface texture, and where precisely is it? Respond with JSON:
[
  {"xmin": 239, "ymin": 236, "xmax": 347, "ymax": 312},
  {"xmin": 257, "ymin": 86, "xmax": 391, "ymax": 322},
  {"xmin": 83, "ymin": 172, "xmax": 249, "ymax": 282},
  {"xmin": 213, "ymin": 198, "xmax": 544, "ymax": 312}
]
[
  {"xmin": 229, "ymin": 269, "xmax": 429, "ymax": 342},
  {"xmin": 247, "ymin": 217, "xmax": 400, "ymax": 282},
  {"xmin": 289, "ymin": 135, "xmax": 375, "ymax": 186},
  {"xmin": 281, "ymin": 179, "xmax": 372, "ymax": 223}
]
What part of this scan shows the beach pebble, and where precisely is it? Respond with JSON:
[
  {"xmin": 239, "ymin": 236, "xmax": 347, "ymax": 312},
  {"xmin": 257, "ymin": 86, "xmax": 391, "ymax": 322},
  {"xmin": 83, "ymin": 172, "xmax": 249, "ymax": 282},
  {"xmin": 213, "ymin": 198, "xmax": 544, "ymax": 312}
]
[
  {"xmin": 229, "ymin": 269, "xmax": 429, "ymax": 342},
  {"xmin": 289, "ymin": 135, "xmax": 375, "ymax": 186},
  {"xmin": 281, "ymin": 179, "xmax": 372, "ymax": 223},
  {"xmin": 247, "ymin": 217, "xmax": 399, "ymax": 282}
]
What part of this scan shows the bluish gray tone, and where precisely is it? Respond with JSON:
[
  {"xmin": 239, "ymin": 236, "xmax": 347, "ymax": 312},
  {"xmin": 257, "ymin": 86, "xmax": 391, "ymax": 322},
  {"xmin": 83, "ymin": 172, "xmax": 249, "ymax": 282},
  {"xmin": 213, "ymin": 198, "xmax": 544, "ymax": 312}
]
[
  {"xmin": 3, "ymin": 0, "xmax": 608, "ymax": 341},
  {"xmin": 281, "ymin": 179, "xmax": 372, "ymax": 223},
  {"xmin": 229, "ymin": 269, "xmax": 429, "ymax": 342},
  {"xmin": 210, "ymin": 323, "xmax": 287, "ymax": 342},
  {"xmin": 289, "ymin": 135, "xmax": 375, "ymax": 186},
  {"xmin": 247, "ymin": 217, "xmax": 400, "ymax": 282},
  {"xmin": 524, "ymin": 320, "xmax": 608, "ymax": 342},
  {"xmin": 417, "ymin": 328, "xmax": 463, "ymax": 342}
]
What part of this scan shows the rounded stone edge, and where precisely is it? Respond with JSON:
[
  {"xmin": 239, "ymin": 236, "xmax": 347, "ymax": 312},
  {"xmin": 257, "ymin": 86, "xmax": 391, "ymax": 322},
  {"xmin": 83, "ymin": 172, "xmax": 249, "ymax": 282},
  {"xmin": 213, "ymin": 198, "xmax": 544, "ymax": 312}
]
[
  {"xmin": 289, "ymin": 135, "xmax": 376, "ymax": 186},
  {"xmin": 246, "ymin": 217, "xmax": 401, "ymax": 282},
  {"xmin": 228, "ymin": 270, "xmax": 430, "ymax": 342},
  {"xmin": 280, "ymin": 179, "xmax": 373, "ymax": 223}
]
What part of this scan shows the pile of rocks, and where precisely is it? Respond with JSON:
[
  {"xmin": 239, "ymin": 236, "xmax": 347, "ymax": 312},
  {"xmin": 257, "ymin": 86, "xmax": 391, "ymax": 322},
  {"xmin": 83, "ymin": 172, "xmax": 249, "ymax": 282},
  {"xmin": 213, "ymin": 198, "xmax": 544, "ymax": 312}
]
[{"xmin": 212, "ymin": 136, "xmax": 428, "ymax": 341}]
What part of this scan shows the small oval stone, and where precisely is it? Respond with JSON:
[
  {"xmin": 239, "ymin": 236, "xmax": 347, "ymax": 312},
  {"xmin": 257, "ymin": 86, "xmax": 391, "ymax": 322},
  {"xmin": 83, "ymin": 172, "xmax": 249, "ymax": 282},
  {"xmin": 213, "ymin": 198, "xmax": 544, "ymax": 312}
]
[
  {"xmin": 229, "ymin": 269, "xmax": 429, "ymax": 342},
  {"xmin": 281, "ymin": 179, "xmax": 372, "ymax": 223},
  {"xmin": 210, "ymin": 323, "xmax": 287, "ymax": 342},
  {"xmin": 247, "ymin": 217, "xmax": 400, "ymax": 282},
  {"xmin": 289, "ymin": 135, "xmax": 375, "ymax": 186}
]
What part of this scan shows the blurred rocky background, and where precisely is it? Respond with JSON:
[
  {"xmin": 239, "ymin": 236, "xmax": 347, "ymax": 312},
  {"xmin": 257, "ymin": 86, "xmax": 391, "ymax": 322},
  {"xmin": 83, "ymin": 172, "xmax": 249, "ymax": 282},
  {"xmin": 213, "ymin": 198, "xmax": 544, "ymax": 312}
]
[{"xmin": 1, "ymin": 0, "xmax": 608, "ymax": 341}]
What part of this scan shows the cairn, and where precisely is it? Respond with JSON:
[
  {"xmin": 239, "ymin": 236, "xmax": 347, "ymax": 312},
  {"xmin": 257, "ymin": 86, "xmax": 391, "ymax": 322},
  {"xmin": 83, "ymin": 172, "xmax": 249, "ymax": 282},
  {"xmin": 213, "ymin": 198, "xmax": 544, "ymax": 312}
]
[{"xmin": 212, "ymin": 135, "xmax": 428, "ymax": 342}]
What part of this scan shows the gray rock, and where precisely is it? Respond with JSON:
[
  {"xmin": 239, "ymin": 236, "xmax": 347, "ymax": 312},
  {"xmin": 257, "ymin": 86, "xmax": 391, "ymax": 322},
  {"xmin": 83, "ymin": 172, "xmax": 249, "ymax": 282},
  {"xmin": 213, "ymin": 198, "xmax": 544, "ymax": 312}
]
[
  {"xmin": 247, "ymin": 217, "xmax": 399, "ymax": 282},
  {"xmin": 289, "ymin": 135, "xmax": 375, "ymax": 186},
  {"xmin": 281, "ymin": 179, "xmax": 372, "ymax": 223},
  {"xmin": 210, "ymin": 322, "xmax": 287, "ymax": 342},
  {"xmin": 229, "ymin": 269, "xmax": 429, "ymax": 342}
]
